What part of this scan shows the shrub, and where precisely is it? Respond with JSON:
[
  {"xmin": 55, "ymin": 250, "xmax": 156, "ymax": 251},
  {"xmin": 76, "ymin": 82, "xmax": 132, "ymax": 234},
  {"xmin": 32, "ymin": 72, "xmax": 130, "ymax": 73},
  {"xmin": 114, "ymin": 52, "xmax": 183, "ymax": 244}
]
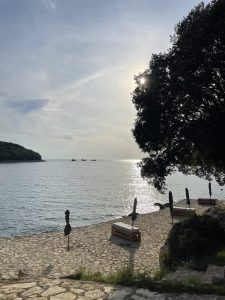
[
  {"xmin": 204, "ymin": 205, "xmax": 225, "ymax": 230},
  {"xmin": 166, "ymin": 215, "xmax": 225, "ymax": 269},
  {"xmin": 213, "ymin": 250, "xmax": 225, "ymax": 266},
  {"xmin": 107, "ymin": 266, "xmax": 134, "ymax": 286}
]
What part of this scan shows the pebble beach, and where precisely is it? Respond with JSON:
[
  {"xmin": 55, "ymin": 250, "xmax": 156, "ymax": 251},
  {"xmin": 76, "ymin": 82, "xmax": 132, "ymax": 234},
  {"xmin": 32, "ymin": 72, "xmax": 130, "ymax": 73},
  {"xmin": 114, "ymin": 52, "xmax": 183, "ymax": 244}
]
[{"xmin": 0, "ymin": 199, "xmax": 220, "ymax": 299}]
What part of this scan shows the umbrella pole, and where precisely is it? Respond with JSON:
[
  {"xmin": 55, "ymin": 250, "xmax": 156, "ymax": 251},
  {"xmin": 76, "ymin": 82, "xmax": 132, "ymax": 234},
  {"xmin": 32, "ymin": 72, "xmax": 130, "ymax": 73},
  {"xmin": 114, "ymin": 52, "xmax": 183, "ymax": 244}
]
[{"xmin": 67, "ymin": 234, "xmax": 70, "ymax": 252}]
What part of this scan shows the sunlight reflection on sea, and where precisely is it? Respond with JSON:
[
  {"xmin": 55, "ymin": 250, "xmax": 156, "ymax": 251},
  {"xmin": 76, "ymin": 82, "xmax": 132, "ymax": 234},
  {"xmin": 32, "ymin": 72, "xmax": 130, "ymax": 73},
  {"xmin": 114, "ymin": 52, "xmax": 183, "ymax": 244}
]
[{"xmin": 0, "ymin": 159, "xmax": 224, "ymax": 236}]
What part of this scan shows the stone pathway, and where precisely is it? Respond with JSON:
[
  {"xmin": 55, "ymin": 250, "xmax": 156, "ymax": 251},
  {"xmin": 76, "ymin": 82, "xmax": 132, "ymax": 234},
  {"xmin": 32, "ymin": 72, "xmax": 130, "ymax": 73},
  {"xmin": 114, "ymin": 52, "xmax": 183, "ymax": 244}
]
[{"xmin": 1, "ymin": 278, "xmax": 225, "ymax": 299}]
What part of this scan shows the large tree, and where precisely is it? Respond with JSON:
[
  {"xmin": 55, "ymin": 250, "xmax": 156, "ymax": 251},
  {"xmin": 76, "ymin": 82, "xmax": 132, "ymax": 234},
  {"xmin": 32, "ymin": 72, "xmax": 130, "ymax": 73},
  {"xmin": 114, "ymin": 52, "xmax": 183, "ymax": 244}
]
[{"xmin": 132, "ymin": 0, "xmax": 225, "ymax": 192}]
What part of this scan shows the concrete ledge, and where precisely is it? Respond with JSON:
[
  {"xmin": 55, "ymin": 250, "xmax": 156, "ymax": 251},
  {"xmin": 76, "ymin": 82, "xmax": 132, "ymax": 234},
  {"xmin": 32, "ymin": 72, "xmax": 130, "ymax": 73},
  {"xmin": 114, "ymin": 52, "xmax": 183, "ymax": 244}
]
[
  {"xmin": 172, "ymin": 207, "xmax": 196, "ymax": 217},
  {"xmin": 111, "ymin": 222, "xmax": 141, "ymax": 241},
  {"xmin": 198, "ymin": 198, "xmax": 217, "ymax": 205}
]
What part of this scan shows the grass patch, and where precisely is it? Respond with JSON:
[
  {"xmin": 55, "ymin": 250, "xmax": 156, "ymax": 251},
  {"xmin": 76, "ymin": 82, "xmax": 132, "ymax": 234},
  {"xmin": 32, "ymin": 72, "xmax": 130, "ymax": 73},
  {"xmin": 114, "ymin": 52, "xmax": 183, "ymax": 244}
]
[
  {"xmin": 65, "ymin": 266, "xmax": 134, "ymax": 285},
  {"xmin": 64, "ymin": 266, "xmax": 225, "ymax": 296},
  {"xmin": 65, "ymin": 267, "xmax": 105, "ymax": 282},
  {"xmin": 152, "ymin": 267, "xmax": 170, "ymax": 281},
  {"xmin": 106, "ymin": 266, "xmax": 134, "ymax": 286},
  {"xmin": 182, "ymin": 275, "xmax": 202, "ymax": 286}
]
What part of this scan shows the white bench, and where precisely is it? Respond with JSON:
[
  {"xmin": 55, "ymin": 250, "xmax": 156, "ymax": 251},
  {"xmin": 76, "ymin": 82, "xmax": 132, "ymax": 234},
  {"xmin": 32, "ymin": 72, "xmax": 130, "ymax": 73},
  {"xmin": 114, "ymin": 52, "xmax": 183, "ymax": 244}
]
[
  {"xmin": 111, "ymin": 222, "xmax": 141, "ymax": 241},
  {"xmin": 172, "ymin": 207, "xmax": 196, "ymax": 217},
  {"xmin": 198, "ymin": 198, "xmax": 217, "ymax": 205}
]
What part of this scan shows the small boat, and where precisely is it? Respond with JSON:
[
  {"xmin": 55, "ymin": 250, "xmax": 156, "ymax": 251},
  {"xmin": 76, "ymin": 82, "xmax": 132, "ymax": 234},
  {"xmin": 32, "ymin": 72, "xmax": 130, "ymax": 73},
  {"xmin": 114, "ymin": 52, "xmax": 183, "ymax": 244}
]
[
  {"xmin": 81, "ymin": 159, "xmax": 86, "ymax": 161},
  {"xmin": 91, "ymin": 159, "xmax": 96, "ymax": 161},
  {"xmin": 72, "ymin": 159, "xmax": 76, "ymax": 161}
]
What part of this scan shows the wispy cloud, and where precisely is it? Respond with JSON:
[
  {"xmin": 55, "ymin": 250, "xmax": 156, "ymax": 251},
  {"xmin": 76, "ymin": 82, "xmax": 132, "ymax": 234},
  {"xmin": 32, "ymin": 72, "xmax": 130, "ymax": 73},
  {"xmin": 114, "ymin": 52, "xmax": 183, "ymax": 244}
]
[
  {"xmin": 40, "ymin": 0, "xmax": 57, "ymax": 10},
  {"xmin": 5, "ymin": 98, "xmax": 49, "ymax": 114},
  {"xmin": 0, "ymin": 0, "xmax": 210, "ymax": 158}
]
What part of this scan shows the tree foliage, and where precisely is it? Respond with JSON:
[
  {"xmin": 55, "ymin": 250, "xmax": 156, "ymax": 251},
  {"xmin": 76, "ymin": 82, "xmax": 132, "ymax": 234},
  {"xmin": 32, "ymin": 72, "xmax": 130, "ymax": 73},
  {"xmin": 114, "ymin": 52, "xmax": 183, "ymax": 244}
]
[{"xmin": 132, "ymin": 0, "xmax": 225, "ymax": 192}]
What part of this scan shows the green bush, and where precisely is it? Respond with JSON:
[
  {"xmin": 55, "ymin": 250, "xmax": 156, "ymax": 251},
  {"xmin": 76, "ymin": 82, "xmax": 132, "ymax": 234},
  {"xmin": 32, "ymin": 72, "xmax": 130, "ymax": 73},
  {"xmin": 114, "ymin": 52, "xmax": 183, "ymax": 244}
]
[
  {"xmin": 213, "ymin": 250, "xmax": 225, "ymax": 266},
  {"xmin": 166, "ymin": 215, "xmax": 225, "ymax": 269}
]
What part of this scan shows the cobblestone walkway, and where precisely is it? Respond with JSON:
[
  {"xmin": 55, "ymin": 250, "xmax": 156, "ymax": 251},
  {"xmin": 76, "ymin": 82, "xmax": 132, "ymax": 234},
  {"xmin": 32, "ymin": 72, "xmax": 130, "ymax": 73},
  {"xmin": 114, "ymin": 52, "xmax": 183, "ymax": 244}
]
[{"xmin": 1, "ymin": 278, "xmax": 225, "ymax": 299}]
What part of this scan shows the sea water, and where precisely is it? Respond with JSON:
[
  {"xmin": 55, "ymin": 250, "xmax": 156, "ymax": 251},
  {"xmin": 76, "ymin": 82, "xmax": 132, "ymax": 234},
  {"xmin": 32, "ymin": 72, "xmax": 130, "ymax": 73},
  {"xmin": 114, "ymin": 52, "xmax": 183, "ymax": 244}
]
[{"xmin": 0, "ymin": 159, "xmax": 224, "ymax": 237}]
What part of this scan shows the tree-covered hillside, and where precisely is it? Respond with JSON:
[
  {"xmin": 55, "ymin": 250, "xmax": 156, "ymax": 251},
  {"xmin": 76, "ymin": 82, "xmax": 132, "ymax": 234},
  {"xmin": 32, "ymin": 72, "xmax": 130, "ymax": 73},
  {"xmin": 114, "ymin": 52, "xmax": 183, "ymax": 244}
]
[{"xmin": 0, "ymin": 141, "xmax": 43, "ymax": 162}]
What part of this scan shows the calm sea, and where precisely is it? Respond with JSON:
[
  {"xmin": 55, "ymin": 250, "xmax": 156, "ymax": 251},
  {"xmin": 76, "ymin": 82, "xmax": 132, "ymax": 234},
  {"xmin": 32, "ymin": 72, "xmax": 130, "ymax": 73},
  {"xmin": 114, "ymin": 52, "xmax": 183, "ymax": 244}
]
[{"xmin": 0, "ymin": 159, "xmax": 224, "ymax": 237}]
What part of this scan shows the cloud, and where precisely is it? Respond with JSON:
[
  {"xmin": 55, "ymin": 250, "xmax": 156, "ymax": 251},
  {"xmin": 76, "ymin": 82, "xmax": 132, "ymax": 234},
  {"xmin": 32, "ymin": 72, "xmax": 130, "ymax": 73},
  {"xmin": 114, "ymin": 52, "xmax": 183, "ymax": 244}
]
[
  {"xmin": 0, "ymin": 0, "xmax": 210, "ymax": 159},
  {"xmin": 5, "ymin": 98, "xmax": 49, "ymax": 114},
  {"xmin": 40, "ymin": 0, "xmax": 57, "ymax": 10}
]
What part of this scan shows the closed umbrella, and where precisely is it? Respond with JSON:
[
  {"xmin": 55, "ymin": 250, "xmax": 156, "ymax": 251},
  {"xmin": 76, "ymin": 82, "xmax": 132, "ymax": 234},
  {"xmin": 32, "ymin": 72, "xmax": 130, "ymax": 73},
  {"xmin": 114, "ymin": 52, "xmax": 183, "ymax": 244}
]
[
  {"xmin": 128, "ymin": 198, "xmax": 139, "ymax": 227},
  {"xmin": 209, "ymin": 182, "xmax": 212, "ymax": 199},
  {"xmin": 64, "ymin": 210, "xmax": 71, "ymax": 251},
  {"xmin": 209, "ymin": 182, "xmax": 212, "ymax": 205},
  {"xmin": 169, "ymin": 191, "xmax": 174, "ymax": 225},
  {"xmin": 185, "ymin": 188, "xmax": 190, "ymax": 207}
]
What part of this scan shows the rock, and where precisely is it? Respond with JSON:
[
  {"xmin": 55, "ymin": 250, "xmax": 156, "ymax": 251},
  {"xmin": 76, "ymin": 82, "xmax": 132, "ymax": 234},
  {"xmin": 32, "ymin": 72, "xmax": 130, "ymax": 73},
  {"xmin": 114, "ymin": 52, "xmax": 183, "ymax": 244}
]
[
  {"xmin": 108, "ymin": 287, "xmax": 134, "ymax": 300},
  {"xmin": 41, "ymin": 286, "xmax": 65, "ymax": 297},
  {"xmin": 202, "ymin": 264, "xmax": 225, "ymax": 284},
  {"xmin": 136, "ymin": 288, "xmax": 159, "ymax": 298},
  {"xmin": 130, "ymin": 295, "xmax": 146, "ymax": 300},
  {"xmin": 84, "ymin": 289, "xmax": 105, "ymax": 299},
  {"xmin": 169, "ymin": 267, "xmax": 203, "ymax": 283},
  {"xmin": 50, "ymin": 292, "xmax": 76, "ymax": 300},
  {"xmin": 204, "ymin": 206, "xmax": 225, "ymax": 229},
  {"xmin": 21, "ymin": 286, "xmax": 43, "ymax": 297}
]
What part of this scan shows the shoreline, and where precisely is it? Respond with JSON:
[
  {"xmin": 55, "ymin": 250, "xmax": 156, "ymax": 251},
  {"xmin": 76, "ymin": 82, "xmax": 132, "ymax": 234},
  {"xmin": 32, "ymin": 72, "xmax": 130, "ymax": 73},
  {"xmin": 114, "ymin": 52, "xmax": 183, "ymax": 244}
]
[
  {"xmin": 0, "ymin": 207, "xmax": 160, "ymax": 239},
  {"xmin": 0, "ymin": 200, "xmax": 214, "ymax": 280},
  {"xmin": 0, "ymin": 197, "xmax": 212, "ymax": 239},
  {"xmin": 0, "ymin": 159, "xmax": 45, "ymax": 163}
]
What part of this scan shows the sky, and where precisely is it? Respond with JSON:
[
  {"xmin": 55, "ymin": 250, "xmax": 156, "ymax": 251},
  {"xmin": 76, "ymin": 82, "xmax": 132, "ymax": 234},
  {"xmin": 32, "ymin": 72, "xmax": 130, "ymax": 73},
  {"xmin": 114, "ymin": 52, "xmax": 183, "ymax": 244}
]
[{"xmin": 0, "ymin": 0, "xmax": 210, "ymax": 159}]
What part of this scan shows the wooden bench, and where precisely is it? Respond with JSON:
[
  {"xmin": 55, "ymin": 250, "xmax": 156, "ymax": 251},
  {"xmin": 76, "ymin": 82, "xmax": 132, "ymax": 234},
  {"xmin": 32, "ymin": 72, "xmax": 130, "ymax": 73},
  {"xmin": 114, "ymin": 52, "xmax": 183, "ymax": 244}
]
[
  {"xmin": 111, "ymin": 222, "xmax": 141, "ymax": 241},
  {"xmin": 172, "ymin": 207, "xmax": 196, "ymax": 217},
  {"xmin": 198, "ymin": 198, "xmax": 217, "ymax": 205}
]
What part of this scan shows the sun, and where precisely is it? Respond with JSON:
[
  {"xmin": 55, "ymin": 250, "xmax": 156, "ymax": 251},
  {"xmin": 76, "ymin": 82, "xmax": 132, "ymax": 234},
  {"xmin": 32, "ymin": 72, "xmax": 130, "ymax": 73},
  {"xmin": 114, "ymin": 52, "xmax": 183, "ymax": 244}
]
[{"xmin": 139, "ymin": 77, "xmax": 146, "ymax": 85}]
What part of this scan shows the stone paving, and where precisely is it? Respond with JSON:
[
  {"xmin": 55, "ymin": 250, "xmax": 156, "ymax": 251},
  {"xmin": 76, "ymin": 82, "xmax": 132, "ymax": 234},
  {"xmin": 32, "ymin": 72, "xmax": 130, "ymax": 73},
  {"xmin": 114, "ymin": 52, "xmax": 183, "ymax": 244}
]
[
  {"xmin": 0, "ymin": 199, "xmax": 224, "ymax": 299},
  {"xmin": 1, "ymin": 278, "xmax": 225, "ymax": 299}
]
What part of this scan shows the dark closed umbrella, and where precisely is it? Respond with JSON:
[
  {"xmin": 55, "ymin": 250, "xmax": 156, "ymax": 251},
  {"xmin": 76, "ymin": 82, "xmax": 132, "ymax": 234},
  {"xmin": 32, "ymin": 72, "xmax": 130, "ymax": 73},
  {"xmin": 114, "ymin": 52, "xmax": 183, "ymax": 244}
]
[
  {"xmin": 64, "ymin": 210, "xmax": 71, "ymax": 251},
  {"xmin": 169, "ymin": 191, "xmax": 174, "ymax": 225},
  {"xmin": 128, "ymin": 198, "xmax": 139, "ymax": 227},
  {"xmin": 209, "ymin": 182, "xmax": 212, "ymax": 199},
  {"xmin": 185, "ymin": 188, "xmax": 190, "ymax": 207},
  {"xmin": 209, "ymin": 182, "xmax": 212, "ymax": 205}
]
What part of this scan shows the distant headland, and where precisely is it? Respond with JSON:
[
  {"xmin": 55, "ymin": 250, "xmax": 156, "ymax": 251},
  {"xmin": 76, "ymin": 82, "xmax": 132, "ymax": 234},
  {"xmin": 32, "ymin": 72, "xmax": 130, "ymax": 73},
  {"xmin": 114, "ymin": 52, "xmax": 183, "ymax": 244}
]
[{"xmin": 0, "ymin": 141, "xmax": 43, "ymax": 162}]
